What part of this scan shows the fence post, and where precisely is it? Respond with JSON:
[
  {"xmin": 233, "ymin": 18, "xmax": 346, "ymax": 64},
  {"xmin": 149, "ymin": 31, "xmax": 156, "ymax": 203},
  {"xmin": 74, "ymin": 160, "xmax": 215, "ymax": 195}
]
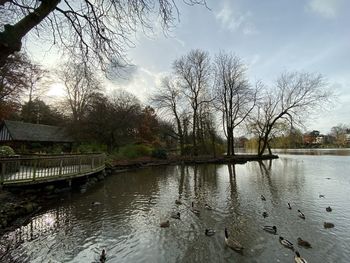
[
  {"xmin": 91, "ymin": 156, "xmax": 94, "ymax": 169},
  {"xmin": 32, "ymin": 159, "xmax": 37, "ymax": 182},
  {"xmin": 1, "ymin": 162, "xmax": 5, "ymax": 184},
  {"xmin": 79, "ymin": 156, "xmax": 82, "ymax": 173},
  {"xmin": 59, "ymin": 159, "xmax": 63, "ymax": 176}
]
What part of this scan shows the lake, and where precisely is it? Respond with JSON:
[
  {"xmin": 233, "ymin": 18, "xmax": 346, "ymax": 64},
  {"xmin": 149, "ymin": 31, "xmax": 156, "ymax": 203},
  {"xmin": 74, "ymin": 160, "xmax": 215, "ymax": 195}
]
[{"xmin": 1, "ymin": 149, "xmax": 350, "ymax": 262}]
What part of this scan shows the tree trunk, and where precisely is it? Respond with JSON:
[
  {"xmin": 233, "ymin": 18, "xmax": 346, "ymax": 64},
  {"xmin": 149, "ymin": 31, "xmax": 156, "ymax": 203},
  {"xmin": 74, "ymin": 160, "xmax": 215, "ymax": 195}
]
[
  {"xmin": 0, "ymin": 0, "xmax": 61, "ymax": 66},
  {"xmin": 192, "ymin": 112, "xmax": 197, "ymax": 156},
  {"xmin": 226, "ymin": 135, "xmax": 231, "ymax": 156}
]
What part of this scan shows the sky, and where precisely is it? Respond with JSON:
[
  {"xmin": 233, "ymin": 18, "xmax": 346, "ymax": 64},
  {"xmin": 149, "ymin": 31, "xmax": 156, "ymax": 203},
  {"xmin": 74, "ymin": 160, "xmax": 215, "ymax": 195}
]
[{"xmin": 28, "ymin": 0, "xmax": 350, "ymax": 134}]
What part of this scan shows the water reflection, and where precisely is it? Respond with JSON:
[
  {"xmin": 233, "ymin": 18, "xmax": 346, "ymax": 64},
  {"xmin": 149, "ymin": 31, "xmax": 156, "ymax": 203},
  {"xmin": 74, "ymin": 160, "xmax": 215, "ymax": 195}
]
[{"xmin": 1, "ymin": 152, "xmax": 350, "ymax": 262}]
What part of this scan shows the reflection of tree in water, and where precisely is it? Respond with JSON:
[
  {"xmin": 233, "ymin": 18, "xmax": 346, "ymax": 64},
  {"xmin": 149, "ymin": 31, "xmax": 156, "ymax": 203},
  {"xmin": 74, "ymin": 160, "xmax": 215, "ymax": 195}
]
[
  {"xmin": 245, "ymin": 158, "xmax": 305, "ymax": 205},
  {"xmin": 178, "ymin": 164, "xmax": 186, "ymax": 196},
  {"xmin": 258, "ymin": 160, "xmax": 279, "ymax": 202},
  {"xmin": 228, "ymin": 164, "xmax": 239, "ymax": 207},
  {"xmin": 0, "ymin": 207, "xmax": 72, "ymax": 262}
]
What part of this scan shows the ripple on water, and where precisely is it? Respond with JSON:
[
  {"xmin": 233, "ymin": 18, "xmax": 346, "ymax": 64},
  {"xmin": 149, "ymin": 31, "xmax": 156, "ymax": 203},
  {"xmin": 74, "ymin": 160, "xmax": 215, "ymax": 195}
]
[{"xmin": 2, "ymin": 155, "xmax": 350, "ymax": 262}]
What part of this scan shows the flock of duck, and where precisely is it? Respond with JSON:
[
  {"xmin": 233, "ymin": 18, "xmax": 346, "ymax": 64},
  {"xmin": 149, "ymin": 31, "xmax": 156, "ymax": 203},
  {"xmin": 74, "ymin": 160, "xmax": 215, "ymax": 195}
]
[
  {"xmin": 99, "ymin": 193, "xmax": 334, "ymax": 262},
  {"xmin": 259, "ymin": 194, "xmax": 334, "ymax": 262},
  {"xmin": 160, "ymin": 194, "xmax": 334, "ymax": 263}
]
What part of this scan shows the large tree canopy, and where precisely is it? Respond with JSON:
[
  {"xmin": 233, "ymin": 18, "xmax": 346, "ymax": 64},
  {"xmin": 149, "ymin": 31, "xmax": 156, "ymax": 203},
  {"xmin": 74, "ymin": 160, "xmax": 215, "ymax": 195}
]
[
  {"xmin": 248, "ymin": 71, "xmax": 333, "ymax": 156},
  {"xmin": 0, "ymin": 0, "xmax": 206, "ymax": 69}
]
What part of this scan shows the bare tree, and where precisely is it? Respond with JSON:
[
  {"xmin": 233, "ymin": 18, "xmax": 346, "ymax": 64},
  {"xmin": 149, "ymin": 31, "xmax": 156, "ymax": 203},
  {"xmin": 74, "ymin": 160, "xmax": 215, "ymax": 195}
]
[
  {"xmin": 24, "ymin": 62, "xmax": 48, "ymax": 103},
  {"xmin": 0, "ymin": 52, "xmax": 45, "ymax": 119},
  {"xmin": 248, "ymin": 72, "xmax": 332, "ymax": 156},
  {"xmin": 0, "ymin": 0, "xmax": 206, "ymax": 69},
  {"xmin": 150, "ymin": 76, "xmax": 186, "ymax": 155},
  {"xmin": 58, "ymin": 62, "xmax": 102, "ymax": 122},
  {"xmin": 0, "ymin": 52, "xmax": 30, "ymax": 103},
  {"xmin": 173, "ymin": 49, "xmax": 212, "ymax": 155},
  {"xmin": 213, "ymin": 52, "xmax": 258, "ymax": 155},
  {"xmin": 330, "ymin": 124, "xmax": 349, "ymax": 147}
]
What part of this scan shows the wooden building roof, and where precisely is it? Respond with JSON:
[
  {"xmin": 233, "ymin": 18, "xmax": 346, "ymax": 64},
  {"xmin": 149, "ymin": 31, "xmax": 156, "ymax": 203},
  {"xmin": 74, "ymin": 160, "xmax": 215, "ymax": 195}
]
[{"xmin": 0, "ymin": 120, "xmax": 74, "ymax": 143}]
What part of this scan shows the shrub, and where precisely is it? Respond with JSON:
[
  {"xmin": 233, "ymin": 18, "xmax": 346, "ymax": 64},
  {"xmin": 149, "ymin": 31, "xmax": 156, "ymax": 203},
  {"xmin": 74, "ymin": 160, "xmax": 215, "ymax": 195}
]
[
  {"xmin": 0, "ymin": 146, "xmax": 16, "ymax": 157},
  {"xmin": 119, "ymin": 144, "xmax": 152, "ymax": 159},
  {"xmin": 77, "ymin": 143, "xmax": 107, "ymax": 153},
  {"xmin": 151, "ymin": 148, "xmax": 168, "ymax": 159}
]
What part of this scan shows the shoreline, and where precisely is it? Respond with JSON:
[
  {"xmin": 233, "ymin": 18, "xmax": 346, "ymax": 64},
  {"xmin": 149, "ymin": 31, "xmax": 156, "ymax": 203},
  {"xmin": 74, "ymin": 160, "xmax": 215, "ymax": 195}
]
[{"xmin": 110, "ymin": 154, "xmax": 279, "ymax": 172}]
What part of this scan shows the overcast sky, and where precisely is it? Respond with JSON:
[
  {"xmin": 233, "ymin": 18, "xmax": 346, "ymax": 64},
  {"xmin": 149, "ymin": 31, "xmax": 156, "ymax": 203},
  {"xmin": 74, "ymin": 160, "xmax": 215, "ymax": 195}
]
[{"xmin": 29, "ymin": 0, "xmax": 349, "ymax": 134}]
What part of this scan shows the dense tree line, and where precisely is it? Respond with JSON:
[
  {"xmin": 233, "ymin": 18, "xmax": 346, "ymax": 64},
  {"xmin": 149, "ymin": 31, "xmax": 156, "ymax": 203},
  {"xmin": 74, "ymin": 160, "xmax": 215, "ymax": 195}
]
[{"xmin": 0, "ymin": 48, "xmax": 334, "ymax": 156}]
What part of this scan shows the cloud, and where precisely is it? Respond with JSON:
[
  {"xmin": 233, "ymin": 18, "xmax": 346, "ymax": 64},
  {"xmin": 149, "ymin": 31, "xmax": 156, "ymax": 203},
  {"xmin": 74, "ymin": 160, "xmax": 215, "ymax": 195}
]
[
  {"xmin": 215, "ymin": 2, "xmax": 257, "ymax": 35},
  {"xmin": 105, "ymin": 66, "xmax": 167, "ymax": 102},
  {"xmin": 107, "ymin": 63, "xmax": 139, "ymax": 85},
  {"xmin": 307, "ymin": 0, "xmax": 343, "ymax": 18}
]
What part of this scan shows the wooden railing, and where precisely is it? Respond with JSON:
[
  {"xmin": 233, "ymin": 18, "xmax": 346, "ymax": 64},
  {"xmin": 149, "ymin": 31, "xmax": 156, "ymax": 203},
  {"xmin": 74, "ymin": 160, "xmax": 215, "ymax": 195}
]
[{"xmin": 0, "ymin": 153, "xmax": 105, "ymax": 185}]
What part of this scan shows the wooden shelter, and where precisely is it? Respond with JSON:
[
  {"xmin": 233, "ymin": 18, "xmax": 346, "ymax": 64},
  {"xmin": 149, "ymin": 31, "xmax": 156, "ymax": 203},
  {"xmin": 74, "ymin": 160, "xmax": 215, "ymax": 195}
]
[{"xmin": 0, "ymin": 120, "xmax": 74, "ymax": 153}]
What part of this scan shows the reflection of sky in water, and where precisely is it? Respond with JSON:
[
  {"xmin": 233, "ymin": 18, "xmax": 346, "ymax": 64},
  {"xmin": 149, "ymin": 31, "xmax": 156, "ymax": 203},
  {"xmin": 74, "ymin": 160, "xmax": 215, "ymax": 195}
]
[{"xmin": 1, "ymin": 151, "xmax": 350, "ymax": 262}]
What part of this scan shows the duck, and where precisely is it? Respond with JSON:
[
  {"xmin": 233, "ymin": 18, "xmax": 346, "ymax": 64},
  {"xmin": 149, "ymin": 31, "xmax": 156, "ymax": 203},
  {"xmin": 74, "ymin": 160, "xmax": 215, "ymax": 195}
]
[
  {"xmin": 262, "ymin": 212, "xmax": 268, "ymax": 218},
  {"xmin": 205, "ymin": 228, "xmax": 216, "ymax": 236},
  {"xmin": 326, "ymin": 206, "xmax": 332, "ymax": 212},
  {"xmin": 288, "ymin": 203, "xmax": 292, "ymax": 209},
  {"xmin": 100, "ymin": 249, "xmax": 106, "ymax": 263},
  {"xmin": 297, "ymin": 237, "xmax": 312, "ymax": 248},
  {"xmin": 261, "ymin": 195, "xmax": 266, "ymax": 201},
  {"xmin": 279, "ymin": 236, "xmax": 294, "ymax": 250},
  {"xmin": 175, "ymin": 198, "xmax": 182, "ymax": 205},
  {"xmin": 171, "ymin": 212, "xmax": 181, "ymax": 220},
  {"xmin": 160, "ymin": 220, "xmax": 170, "ymax": 228},
  {"xmin": 319, "ymin": 194, "xmax": 325, "ymax": 198},
  {"xmin": 294, "ymin": 251, "xmax": 308, "ymax": 263},
  {"xmin": 148, "ymin": 198, "xmax": 156, "ymax": 205},
  {"xmin": 298, "ymin": 210, "xmax": 305, "ymax": 219},
  {"xmin": 224, "ymin": 228, "xmax": 244, "ymax": 252},
  {"xmin": 204, "ymin": 204, "xmax": 213, "ymax": 210},
  {"xmin": 324, "ymin": 222, "xmax": 334, "ymax": 228},
  {"xmin": 191, "ymin": 202, "xmax": 200, "ymax": 215},
  {"xmin": 263, "ymin": 225, "xmax": 277, "ymax": 234}
]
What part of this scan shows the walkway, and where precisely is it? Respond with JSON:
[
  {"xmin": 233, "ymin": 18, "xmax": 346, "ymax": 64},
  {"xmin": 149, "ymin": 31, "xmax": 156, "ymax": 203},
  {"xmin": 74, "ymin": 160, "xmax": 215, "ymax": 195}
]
[{"xmin": 0, "ymin": 153, "xmax": 105, "ymax": 186}]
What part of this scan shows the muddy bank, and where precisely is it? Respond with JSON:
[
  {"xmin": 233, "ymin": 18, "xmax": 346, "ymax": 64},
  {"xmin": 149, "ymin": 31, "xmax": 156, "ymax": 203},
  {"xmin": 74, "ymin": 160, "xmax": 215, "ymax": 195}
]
[{"xmin": 110, "ymin": 154, "xmax": 279, "ymax": 172}]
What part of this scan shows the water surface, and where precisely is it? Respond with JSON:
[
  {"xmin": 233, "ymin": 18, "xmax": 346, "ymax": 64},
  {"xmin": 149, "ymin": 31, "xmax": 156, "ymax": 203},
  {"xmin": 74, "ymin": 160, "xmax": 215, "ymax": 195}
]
[{"xmin": 1, "ymin": 150, "xmax": 350, "ymax": 262}]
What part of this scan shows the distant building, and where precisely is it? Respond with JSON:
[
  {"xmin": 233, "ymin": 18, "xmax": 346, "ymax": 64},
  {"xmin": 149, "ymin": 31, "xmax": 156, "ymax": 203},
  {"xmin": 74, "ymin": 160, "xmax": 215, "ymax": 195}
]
[
  {"xmin": 0, "ymin": 120, "xmax": 74, "ymax": 153},
  {"xmin": 303, "ymin": 130, "xmax": 322, "ymax": 145},
  {"xmin": 346, "ymin": 129, "xmax": 350, "ymax": 144}
]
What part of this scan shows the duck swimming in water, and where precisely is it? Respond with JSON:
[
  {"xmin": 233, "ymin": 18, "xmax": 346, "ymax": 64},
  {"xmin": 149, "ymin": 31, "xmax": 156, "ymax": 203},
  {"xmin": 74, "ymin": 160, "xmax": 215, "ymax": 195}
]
[
  {"xmin": 326, "ymin": 206, "xmax": 332, "ymax": 212},
  {"xmin": 100, "ymin": 249, "xmax": 106, "ymax": 263},
  {"xmin": 224, "ymin": 228, "xmax": 244, "ymax": 252},
  {"xmin": 263, "ymin": 225, "xmax": 277, "ymax": 234},
  {"xmin": 175, "ymin": 196, "xmax": 182, "ymax": 205},
  {"xmin": 297, "ymin": 237, "xmax": 312, "ymax": 248},
  {"xmin": 324, "ymin": 222, "xmax": 334, "ymax": 228},
  {"xmin": 204, "ymin": 204, "xmax": 213, "ymax": 210},
  {"xmin": 160, "ymin": 220, "xmax": 170, "ymax": 228},
  {"xmin": 294, "ymin": 251, "xmax": 308, "ymax": 263},
  {"xmin": 279, "ymin": 236, "xmax": 294, "ymax": 250},
  {"xmin": 171, "ymin": 212, "xmax": 180, "ymax": 220},
  {"xmin": 288, "ymin": 203, "xmax": 292, "ymax": 209},
  {"xmin": 298, "ymin": 210, "xmax": 305, "ymax": 219},
  {"xmin": 191, "ymin": 202, "xmax": 200, "ymax": 215},
  {"xmin": 261, "ymin": 195, "xmax": 266, "ymax": 201},
  {"xmin": 205, "ymin": 229, "xmax": 216, "ymax": 236},
  {"xmin": 262, "ymin": 212, "xmax": 268, "ymax": 218}
]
